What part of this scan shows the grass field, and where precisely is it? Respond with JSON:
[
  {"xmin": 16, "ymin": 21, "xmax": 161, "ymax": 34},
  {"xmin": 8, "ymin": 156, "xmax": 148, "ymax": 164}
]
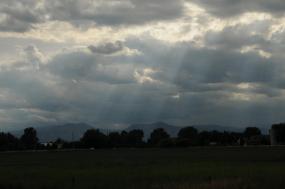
[{"xmin": 0, "ymin": 147, "xmax": 285, "ymax": 189}]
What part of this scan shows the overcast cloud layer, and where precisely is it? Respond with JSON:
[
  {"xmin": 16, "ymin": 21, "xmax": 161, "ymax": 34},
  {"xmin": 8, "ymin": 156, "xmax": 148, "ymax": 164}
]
[{"xmin": 1, "ymin": 0, "xmax": 285, "ymax": 130}]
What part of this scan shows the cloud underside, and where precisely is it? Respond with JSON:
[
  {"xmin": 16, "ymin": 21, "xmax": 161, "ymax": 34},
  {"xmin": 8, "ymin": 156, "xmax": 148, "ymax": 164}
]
[
  {"xmin": 1, "ymin": 0, "xmax": 285, "ymax": 32},
  {"xmin": 1, "ymin": 0, "xmax": 285, "ymax": 129},
  {"xmin": 192, "ymin": 0, "xmax": 285, "ymax": 17},
  {"xmin": 0, "ymin": 0, "xmax": 184, "ymax": 32}
]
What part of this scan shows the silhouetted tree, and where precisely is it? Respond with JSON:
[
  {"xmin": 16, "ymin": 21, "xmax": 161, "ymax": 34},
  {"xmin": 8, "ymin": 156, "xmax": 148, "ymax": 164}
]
[
  {"xmin": 108, "ymin": 132, "xmax": 122, "ymax": 147},
  {"xmin": 228, "ymin": 132, "xmax": 243, "ymax": 145},
  {"xmin": 159, "ymin": 138, "xmax": 175, "ymax": 148},
  {"xmin": 260, "ymin": 135, "xmax": 270, "ymax": 145},
  {"xmin": 177, "ymin": 127, "xmax": 198, "ymax": 146},
  {"xmin": 244, "ymin": 127, "xmax": 261, "ymax": 138},
  {"xmin": 127, "ymin": 129, "xmax": 144, "ymax": 147},
  {"xmin": 198, "ymin": 131, "xmax": 211, "ymax": 146},
  {"xmin": 0, "ymin": 132, "xmax": 20, "ymax": 151},
  {"xmin": 148, "ymin": 128, "xmax": 170, "ymax": 146},
  {"xmin": 20, "ymin": 127, "xmax": 39, "ymax": 149},
  {"xmin": 120, "ymin": 131, "xmax": 129, "ymax": 147},
  {"xmin": 211, "ymin": 131, "xmax": 227, "ymax": 145},
  {"xmin": 178, "ymin": 127, "xmax": 198, "ymax": 139},
  {"xmin": 175, "ymin": 138, "xmax": 194, "ymax": 147},
  {"xmin": 218, "ymin": 131, "xmax": 238, "ymax": 145},
  {"xmin": 271, "ymin": 123, "xmax": 285, "ymax": 144},
  {"xmin": 80, "ymin": 129, "xmax": 108, "ymax": 148},
  {"xmin": 198, "ymin": 130, "xmax": 242, "ymax": 146},
  {"xmin": 53, "ymin": 138, "xmax": 66, "ymax": 149}
]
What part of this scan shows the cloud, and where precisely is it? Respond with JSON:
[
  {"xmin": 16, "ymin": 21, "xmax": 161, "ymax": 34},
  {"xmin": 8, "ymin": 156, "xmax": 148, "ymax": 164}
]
[
  {"xmin": 3, "ymin": 0, "xmax": 285, "ymax": 130},
  {"xmin": 46, "ymin": 46, "xmax": 140, "ymax": 84},
  {"xmin": 0, "ymin": 0, "xmax": 185, "ymax": 32},
  {"xmin": 0, "ymin": 0, "xmax": 42, "ymax": 32},
  {"xmin": 204, "ymin": 23, "xmax": 270, "ymax": 51},
  {"xmin": 21, "ymin": 45, "xmax": 46, "ymax": 69},
  {"xmin": 192, "ymin": 0, "xmax": 285, "ymax": 17},
  {"xmin": 88, "ymin": 41, "xmax": 124, "ymax": 54},
  {"xmin": 1, "ymin": 39, "xmax": 285, "ymax": 129},
  {"xmin": 43, "ymin": 0, "xmax": 184, "ymax": 26}
]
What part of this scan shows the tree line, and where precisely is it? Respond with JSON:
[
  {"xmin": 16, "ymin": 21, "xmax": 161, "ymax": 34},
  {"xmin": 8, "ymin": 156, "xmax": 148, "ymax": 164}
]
[{"xmin": 0, "ymin": 126, "xmax": 272, "ymax": 151}]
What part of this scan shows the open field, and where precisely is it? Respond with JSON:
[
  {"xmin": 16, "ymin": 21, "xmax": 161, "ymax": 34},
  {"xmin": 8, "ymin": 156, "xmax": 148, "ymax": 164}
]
[{"xmin": 0, "ymin": 147, "xmax": 285, "ymax": 189}]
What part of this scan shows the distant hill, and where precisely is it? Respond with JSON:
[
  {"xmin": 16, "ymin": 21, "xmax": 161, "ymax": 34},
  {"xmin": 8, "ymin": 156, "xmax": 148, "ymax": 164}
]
[{"xmin": 13, "ymin": 123, "xmax": 94, "ymax": 142}]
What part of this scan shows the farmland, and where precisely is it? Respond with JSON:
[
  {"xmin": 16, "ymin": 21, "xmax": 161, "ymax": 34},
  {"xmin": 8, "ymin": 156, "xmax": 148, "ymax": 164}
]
[{"xmin": 0, "ymin": 147, "xmax": 285, "ymax": 189}]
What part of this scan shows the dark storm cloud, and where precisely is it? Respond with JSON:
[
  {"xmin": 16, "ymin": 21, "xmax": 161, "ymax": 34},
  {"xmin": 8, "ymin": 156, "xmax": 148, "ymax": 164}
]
[
  {"xmin": 125, "ymin": 36, "xmax": 285, "ymax": 103},
  {"xmin": 124, "ymin": 36, "xmax": 276, "ymax": 88},
  {"xmin": 3, "ymin": 19, "xmax": 285, "ymax": 129},
  {"xmin": 3, "ymin": 0, "xmax": 285, "ymax": 131},
  {"xmin": 88, "ymin": 41, "xmax": 124, "ymax": 54},
  {"xmin": 204, "ymin": 23, "xmax": 270, "ymax": 50},
  {"xmin": 44, "ymin": 0, "xmax": 184, "ymax": 26},
  {"xmin": 177, "ymin": 48, "xmax": 275, "ymax": 84},
  {"xmin": 2, "ymin": 38, "xmax": 285, "ymax": 129},
  {"xmin": 0, "ymin": 0, "xmax": 185, "ymax": 32},
  {"xmin": 192, "ymin": 0, "xmax": 285, "ymax": 17},
  {"xmin": 0, "ymin": 0, "xmax": 42, "ymax": 32},
  {"xmin": 47, "ymin": 48, "xmax": 137, "ymax": 84},
  {"xmin": 0, "ymin": 69, "xmax": 68, "ymax": 112}
]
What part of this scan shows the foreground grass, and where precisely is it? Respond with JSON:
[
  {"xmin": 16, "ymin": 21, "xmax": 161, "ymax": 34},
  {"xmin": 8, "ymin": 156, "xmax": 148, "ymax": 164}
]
[{"xmin": 0, "ymin": 147, "xmax": 285, "ymax": 189}]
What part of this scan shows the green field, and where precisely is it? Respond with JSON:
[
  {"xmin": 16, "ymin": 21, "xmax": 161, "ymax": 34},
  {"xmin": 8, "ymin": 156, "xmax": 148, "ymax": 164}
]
[{"xmin": 0, "ymin": 147, "xmax": 285, "ymax": 189}]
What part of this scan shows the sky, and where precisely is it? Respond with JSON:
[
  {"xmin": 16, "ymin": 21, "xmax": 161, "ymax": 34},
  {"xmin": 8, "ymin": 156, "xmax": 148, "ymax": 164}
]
[{"xmin": 1, "ymin": 0, "xmax": 285, "ymax": 130}]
